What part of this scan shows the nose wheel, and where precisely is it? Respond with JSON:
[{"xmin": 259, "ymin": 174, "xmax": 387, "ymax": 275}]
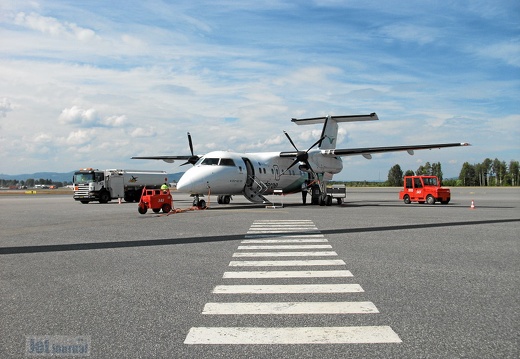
[{"xmin": 192, "ymin": 195, "xmax": 207, "ymax": 209}]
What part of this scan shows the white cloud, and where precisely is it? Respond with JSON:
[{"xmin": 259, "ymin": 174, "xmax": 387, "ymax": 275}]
[
  {"xmin": 59, "ymin": 106, "xmax": 126, "ymax": 127},
  {"xmin": 66, "ymin": 129, "xmax": 96, "ymax": 145},
  {"xmin": 0, "ymin": 98, "xmax": 14, "ymax": 117},
  {"xmin": 130, "ymin": 127, "xmax": 157, "ymax": 138},
  {"xmin": 14, "ymin": 11, "xmax": 97, "ymax": 42}
]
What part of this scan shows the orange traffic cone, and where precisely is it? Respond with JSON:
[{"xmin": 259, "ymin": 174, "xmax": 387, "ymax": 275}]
[{"xmin": 470, "ymin": 200, "xmax": 475, "ymax": 209}]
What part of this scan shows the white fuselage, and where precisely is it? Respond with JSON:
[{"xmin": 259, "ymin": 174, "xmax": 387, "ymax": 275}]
[{"xmin": 176, "ymin": 150, "xmax": 343, "ymax": 198}]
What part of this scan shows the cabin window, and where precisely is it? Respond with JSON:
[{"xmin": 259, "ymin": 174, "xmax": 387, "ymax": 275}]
[
  {"xmin": 201, "ymin": 158, "xmax": 219, "ymax": 165},
  {"xmin": 405, "ymin": 178, "xmax": 413, "ymax": 189},
  {"xmin": 414, "ymin": 177, "xmax": 423, "ymax": 188},
  {"xmin": 423, "ymin": 177, "xmax": 438, "ymax": 186},
  {"xmin": 219, "ymin": 158, "xmax": 236, "ymax": 166}
]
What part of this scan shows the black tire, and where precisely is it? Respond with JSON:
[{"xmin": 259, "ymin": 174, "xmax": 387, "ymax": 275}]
[
  {"xmin": 99, "ymin": 191, "xmax": 110, "ymax": 204},
  {"xmin": 217, "ymin": 196, "xmax": 223, "ymax": 204},
  {"xmin": 441, "ymin": 199, "xmax": 450, "ymax": 204},
  {"xmin": 138, "ymin": 205, "xmax": 147, "ymax": 214},
  {"xmin": 198, "ymin": 199, "xmax": 206, "ymax": 209},
  {"xmin": 224, "ymin": 195, "xmax": 231, "ymax": 204},
  {"xmin": 152, "ymin": 208, "xmax": 161, "ymax": 213},
  {"xmin": 325, "ymin": 195, "xmax": 333, "ymax": 206},
  {"xmin": 162, "ymin": 203, "xmax": 172, "ymax": 213},
  {"xmin": 426, "ymin": 194, "xmax": 436, "ymax": 205},
  {"xmin": 403, "ymin": 195, "xmax": 411, "ymax": 204},
  {"xmin": 80, "ymin": 201, "xmax": 89, "ymax": 204},
  {"xmin": 337, "ymin": 198, "xmax": 343, "ymax": 205}
]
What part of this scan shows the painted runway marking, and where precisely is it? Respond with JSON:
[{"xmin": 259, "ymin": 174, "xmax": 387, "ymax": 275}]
[
  {"xmin": 229, "ymin": 259, "xmax": 346, "ymax": 266},
  {"xmin": 184, "ymin": 219, "xmax": 402, "ymax": 346},
  {"xmin": 232, "ymin": 251, "xmax": 338, "ymax": 257},
  {"xmin": 202, "ymin": 301, "xmax": 379, "ymax": 315},
  {"xmin": 242, "ymin": 238, "xmax": 329, "ymax": 243},
  {"xmin": 184, "ymin": 326, "xmax": 402, "ymax": 344},
  {"xmin": 237, "ymin": 244, "xmax": 333, "ymax": 249},
  {"xmin": 222, "ymin": 270, "xmax": 353, "ymax": 278},
  {"xmin": 212, "ymin": 283, "xmax": 364, "ymax": 294}
]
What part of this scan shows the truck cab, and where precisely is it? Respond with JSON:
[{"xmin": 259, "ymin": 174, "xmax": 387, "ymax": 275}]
[{"xmin": 399, "ymin": 175, "xmax": 450, "ymax": 205}]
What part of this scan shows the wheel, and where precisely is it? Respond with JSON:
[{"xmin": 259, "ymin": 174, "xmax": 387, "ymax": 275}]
[
  {"xmin": 441, "ymin": 199, "xmax": 450, "ymax": 204},
  {"xmin": 426, "ymin": 195, "xmax": 436, "ymax": 205},
  {"xmin": 217, "ymin": 196, "xmax": 223, "ymax": 204},
  {"xmin": 319, "ymin": 197, "xmax": 325, "ymax": 206},
  {"xmin": 162, "ymin": 203, "xmax": 172, "ymax": 213},
  {"xmin": 403, "ymin": 195, "xmax": 411, "ymax": 204},
  {"xmin": 99, "ymin": 191, "xmax": 110, "ymax": 203},
  {"xmin": 124, "ymin": 191, "xmax": 134, "ymax": 202},
  {"xmin": 198, "ymin": 199, "xmax": 206, "ymax": 209},
  {"xmin": 152, "ymin": 208, "xmax": 161, "ymax": 213},
  {"xmin": 224, "ymin": 195, "xmax": 231, "ymax": 204},
  {"xmin": 80, "ymin": 201, "xmax": 89, "ymax": 204},
  {"xmin": 138, "ymin": 205, "xmax": 147, "ymax": 214},
  {"xmin": 337, "ymin": 198, "xmax": 343, "ymax": 205},
  {"xmin": 325, "ymin": 195, "xmax": 333, "ymax": 206}
]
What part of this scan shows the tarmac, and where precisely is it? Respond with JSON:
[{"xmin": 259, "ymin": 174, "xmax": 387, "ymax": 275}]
[{"xmin": 1, "ymin": 187, "xmax": 518, "ymax": 358}]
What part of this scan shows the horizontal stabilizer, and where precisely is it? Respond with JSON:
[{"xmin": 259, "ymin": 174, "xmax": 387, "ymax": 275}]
[{"xmin": 292, "ymin": 113, "xmax": 378, "ymax": 125}]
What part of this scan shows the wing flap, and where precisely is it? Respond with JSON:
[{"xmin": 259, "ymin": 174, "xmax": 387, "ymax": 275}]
[{"xmin": 323, "ymin": 143, "xmax": 470, "ymax": 157}]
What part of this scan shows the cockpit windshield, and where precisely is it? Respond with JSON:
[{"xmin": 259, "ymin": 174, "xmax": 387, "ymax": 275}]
[
  {"xmin": 197, "ymin": 157, "xmax": 236, "ymax": 166},
  {"xmin": 73, "ymin": 173, "xmax": 95, "ymax": 184}
]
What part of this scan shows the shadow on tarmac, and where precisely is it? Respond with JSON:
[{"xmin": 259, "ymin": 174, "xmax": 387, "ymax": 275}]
[{"xmin": 1, "ymin": 218, "xmax": 518, "ymax": 255}]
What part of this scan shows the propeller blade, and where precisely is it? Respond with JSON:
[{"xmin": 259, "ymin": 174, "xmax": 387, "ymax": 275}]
[
  {"xmin": 284, "ymin": 131, "xmax": 299, "ymax": 151},
  {"xmin": 307, "ymin": 135, "xmax": 326, "ymax": 152},
  {"xmin": 187, "ymin": 132, "xmax": 194, "ymax": 156}
]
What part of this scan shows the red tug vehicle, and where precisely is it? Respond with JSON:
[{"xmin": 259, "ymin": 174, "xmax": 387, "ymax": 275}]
[
  {"xmin": 399, "ymin": 175, "xmax": 450, "ymax": 205},
  {"xmin": 138, "ymin": 187, "xmax": 172, "ymax": 214}
]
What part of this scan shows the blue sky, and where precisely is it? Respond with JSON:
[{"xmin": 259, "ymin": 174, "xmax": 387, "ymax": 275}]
[{"xmin": 1, "ymin": 0, "xmax": 518, "ymax": 180}]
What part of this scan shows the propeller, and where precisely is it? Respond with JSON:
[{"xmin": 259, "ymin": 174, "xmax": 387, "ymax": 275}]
[
  {"xmin": 181, "ymin": 132, "xmax": 200, "ymax": 166},
  {"xmin": 281, "ymin": 131, "xmax": 326, "ymax": 175}
]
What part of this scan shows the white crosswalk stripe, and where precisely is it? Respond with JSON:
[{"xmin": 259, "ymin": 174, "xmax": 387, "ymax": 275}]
[
  {"xmin": 202, "ymin": 301, "xmax": 379, "ymax": 314},
  {"xmin": 222, "ymin": 270, "xmax": 353, "ymax": 278},
  {"xmin": 184, "ymin": 219, "xmax": 402, "ymax": 345}
]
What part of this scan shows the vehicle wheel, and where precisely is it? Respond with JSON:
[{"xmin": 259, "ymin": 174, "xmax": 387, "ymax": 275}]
[
  {"xmin": 99, "ymin": 191, "xmax": 110, "ymax": 203},
  {"xmin": 319, "ymin": 197, "xmax": 325, "ymax": 206},
  {"xmin": 138, "ymin": 205, "xmax": 147, "ymax": 214},
  {"xmin": 198, "ymin": 199, "xmax": 206, "ymax": 209},
  {"xmin": 224, "ymin": 195, "xmax": 231, "ymax": 204},
  {"xmin": 441, "ymin": 199, "xmax": 450, "ymax": 204},
  {"xmin": 337, "ymin": 198, "xmax": 343, "ymax": 205},
  {"xmin": 426, "ymin": 195, "xmax": 436, "ymax": 205},
  {"xmin": 325, "ymin": 195, "xmax": 333, "ymax": 206},
  {"xmin": 124, "ymin": 191, "xmax": 134, "ymax": 202},
  {"xmin": 152, "ymin": 208, "xmax": 161, "ymax": 213},
  {"xmin": 217, "ymin": 196, "xmax": 223, "ymax": 204},
  {"xmin": 403, "ymin": 195, "xmax": 411, "ymax": 204},
  {"xmin": 162, "ymin": 203, "xmax": 172, "ymax": 213},
  {"xmin": 80, "ymin": 201, "xmax": 89, "ymax": 204}
]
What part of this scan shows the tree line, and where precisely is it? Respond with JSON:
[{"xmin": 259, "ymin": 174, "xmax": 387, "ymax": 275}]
[
  {"xmin": 0, "ymin": 178, "xmax": 69, "ymax": 188},
  {"xmin": 386, "ymin": 158, "xmax": 519, "ymax": 187}
]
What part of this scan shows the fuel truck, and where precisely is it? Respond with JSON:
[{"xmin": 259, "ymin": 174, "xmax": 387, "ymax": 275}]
[{"xmin": 72, "ymin": 168, "xmax": 168, "ymax": 204}]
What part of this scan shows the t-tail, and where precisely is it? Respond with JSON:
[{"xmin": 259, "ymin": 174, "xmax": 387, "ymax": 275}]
[{"xmin": 291, "ymin": 113, "xmax": 379, "ymax": 150}]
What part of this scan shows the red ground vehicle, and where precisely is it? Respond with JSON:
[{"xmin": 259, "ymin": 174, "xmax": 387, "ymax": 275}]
[
  {"xmin": 399, "ymin": 176, "xmax": 450, "ymax": 205},
  {"xmin": 138, "ymin": 188, "xmax": 173, "ymax": 214}
]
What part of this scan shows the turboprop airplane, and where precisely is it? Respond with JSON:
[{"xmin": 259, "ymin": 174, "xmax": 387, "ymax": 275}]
[{"xmin": 132, "ymin": 113, "xmax": 469, "ymax": 207}]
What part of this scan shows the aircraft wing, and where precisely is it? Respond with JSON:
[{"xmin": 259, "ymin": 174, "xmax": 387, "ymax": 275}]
[
  {"xmin": 322, "ymin": 142, "xmax": 470, "ymax": 159},
  {"xmin": 131, "ymin": 155, "xmax": 191, "ymax": 164}
]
